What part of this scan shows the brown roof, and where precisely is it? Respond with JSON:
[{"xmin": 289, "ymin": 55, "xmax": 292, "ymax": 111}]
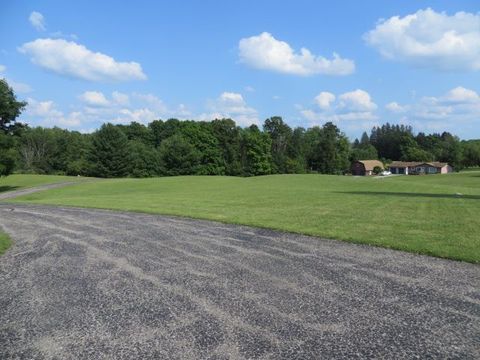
[
  {"xmin": 356, "ymin": 160, "xmax": 384, "ymax": 171},
  {"xmin": 389, "ymin": 161, "xmax": 421, "ymax": 168},
  {"xmin": 389, "ymin": 161, "xmax": 449, "ymax": 168}
]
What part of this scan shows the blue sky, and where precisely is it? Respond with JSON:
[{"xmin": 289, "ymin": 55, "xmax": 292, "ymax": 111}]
[{"xmin": 1, "ymin": 0, "xmax": 479, "ymax": 140}]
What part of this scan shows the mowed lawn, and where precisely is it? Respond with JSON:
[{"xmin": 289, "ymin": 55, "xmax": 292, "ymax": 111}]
[
  {"xmin": 0, "ymin": 232, "xmax": 11, "ymax": 255},
  {"xmin": 0, "ymin": 174, "xmax": 84, "ymax": 194},
  {"xmin": 0, "ymin": 174, "xmax": 88, "ymax": 256},
  {"xmin": 6, "ymin": 172, "xmax": 480, "ymax": 263}
]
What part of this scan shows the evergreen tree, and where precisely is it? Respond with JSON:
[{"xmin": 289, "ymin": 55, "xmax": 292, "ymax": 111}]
[{"xmin": 89, "ymin": 124, "xmax": 130, "ymax": 178}]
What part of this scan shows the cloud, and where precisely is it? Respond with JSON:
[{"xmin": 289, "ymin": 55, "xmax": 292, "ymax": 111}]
[
  {"xmin": 29, "ymin": 11, "xmax": 46, "ymax": 31},
  {"xmin": 338, "ymin": 90, "xmax": 377, "ymax": 112},
  {"xmin": 382, "ymin": 87, "xmax": 480, "ymax": 135},
  {"xmin": 0, "ymin": 64, "xmax": 6, "ymax": 73},
  {"xmin": 111, "ymin": 91, "xmax": 130, "ymax": 106},
  {"xmin": 300, "ymin": 89, "xmax": 378, "ymax": 123},
  {"xmin": 25, "ymin": 98, "xmax": 82, "ymax": 127},
  {"xmin": 385, "ymin": 102, "xmax": 408, "ymax": 113},
  {"xmin": 19, "ymin": 38, "xmax": 147, "ymax": 82},
  {"xmin": 201, "ymin": 92, "xmax": 259, "ymax": 126},
  {"xmin": 314, "ymin": 92, "xmax": 336, "ymax": 110},
  {"xmin": 415, "ymin": 87, "xmax": 480, "ymax": 119},
  {"xmin": 364, "ymin": 8, "xmax": 480, "ymax": 71},
  {"xmin": 21, "ymin": 91, "xmax": 192, "ymax": 131},
  {"xmin": 442, "ymin": 86, "xmax": 480, "ymax": 103},
  {"xmin": 79, "ymin": 91, "xmax": 110, "ymax": 107},
  {"xmin": 238, "ymin": 32, "xmax": 355, "ymax": 76}
]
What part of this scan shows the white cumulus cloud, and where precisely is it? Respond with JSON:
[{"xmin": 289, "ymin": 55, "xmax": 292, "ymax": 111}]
[
  {"xmin": 238, "ymin": 32, "xmax": 355, "ymax": 76},
  {"xmin": 25, "ymin": 98, "xmax": 82, "ymax": 127},
  {"xmin": 300, "ymin": 89, "xmax": 378, "ymax": 124},
  {"xmin": 364, "ymin": 8, "xmax": 480, "ymax": 71},
  {"xmin": 314, "ymin": 92, "xmax": 336, "ymax": 110},
  {"xmin": 201, "ymin": 92, "xmax": 259, "ymax": 126},
  {"xmin": 338, "ymin": 89, "xmax": 377, "ymax": 112},
  {"xmin": 29, "ymin": 11, "xmax": 46, "ymax": 31},
  {"xmin": 381, "ymin": 87, "xmax": 480, "ymax": 136},
  {"xmin": 19, "ymin": 38, "xmax": 147, "ymax": 82},
  {"xmin": 442, "ymin": 86, "xmax": 480, "ymax": 103},
  {"xmin": 385, "ymin": 102, "xmax": 408, "ymax": 113},
  {"xmin": 79, "ymin": 91, "xmax": 110, "ymax": 107}
]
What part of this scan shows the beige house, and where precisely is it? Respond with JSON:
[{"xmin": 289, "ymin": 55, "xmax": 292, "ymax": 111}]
[{"xmin": 388, "ymin": 161, "xmax": 453, "ymax": 175}]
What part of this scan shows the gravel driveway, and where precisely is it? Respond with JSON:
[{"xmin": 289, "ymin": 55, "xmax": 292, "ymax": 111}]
[{"xmin": 0, "ymin": 203, "xmax": 478, "ymax": 359}]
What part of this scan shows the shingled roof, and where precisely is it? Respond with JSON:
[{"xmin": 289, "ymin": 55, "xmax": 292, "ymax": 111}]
[
  {"xmin": 389, "ymin": 161, "xmax": 449, "ymax": 168},
  {"xmin": 356, "ymin": 160, "xmax": 384, "ymax": 171}
]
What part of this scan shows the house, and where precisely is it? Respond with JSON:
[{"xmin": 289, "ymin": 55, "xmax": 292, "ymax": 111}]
[
  {"xmin": 351, "ymin": 160, "xmax": 384, "ymax": 176},
  {"xmin": 388, "ymin": 161, "xmax": 453, "ymax": 175}
]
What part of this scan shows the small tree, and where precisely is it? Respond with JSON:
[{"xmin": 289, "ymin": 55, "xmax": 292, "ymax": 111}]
[{"xmin": 373, "ymin": 166, "xmax": 383, "ymax": 175}]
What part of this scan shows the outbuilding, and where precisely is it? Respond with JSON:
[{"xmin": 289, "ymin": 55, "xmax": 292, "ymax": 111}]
[{"xmin": 351, "ymin": 160, "xmax": 384, "ymax": 176}]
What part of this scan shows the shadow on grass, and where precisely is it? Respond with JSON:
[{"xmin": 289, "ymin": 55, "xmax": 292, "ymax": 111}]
[
  {"xmin": 0, "ymin": 186, "xmax": 19, "ymax": 194},
  {"xmin": 338, "ymin": 191, "xmax": 480, "ymax": 200}
]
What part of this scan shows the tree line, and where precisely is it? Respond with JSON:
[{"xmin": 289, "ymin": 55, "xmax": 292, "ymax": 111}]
[{"xmin": 1, "ymin": 79, "xmax": 480, "ymax": 178}]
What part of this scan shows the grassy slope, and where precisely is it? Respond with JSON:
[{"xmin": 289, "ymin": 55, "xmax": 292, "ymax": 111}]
[
  {"xmin": 0, "ymin": 174, "xmax": 84, "ymax": 194},
  {"xmin": 8, "ymin": 172, "xmax": 480, "ymax": 263}
]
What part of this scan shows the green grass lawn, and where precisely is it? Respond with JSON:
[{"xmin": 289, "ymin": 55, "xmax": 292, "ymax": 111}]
[
  {"xmin": 0, "ymin": 174, "xmax": 85, "ymax": 194},
  {"xmin": 0, "ymin": 231, "xmax": 12, "ymax": 255},
  {"xmin": 5, "ymin": 172, "xmax": 480, "ymax": 263}
]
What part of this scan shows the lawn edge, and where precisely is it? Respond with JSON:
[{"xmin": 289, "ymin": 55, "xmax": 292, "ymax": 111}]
[{"xmin": 6, "ymin": 201, "xmax": 479, "ymax": 264}]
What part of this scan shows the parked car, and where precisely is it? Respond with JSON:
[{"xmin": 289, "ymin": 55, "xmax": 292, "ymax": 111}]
[{"xmin": 380, "ymin": 170, "xmax": 391, "ymax": 176}]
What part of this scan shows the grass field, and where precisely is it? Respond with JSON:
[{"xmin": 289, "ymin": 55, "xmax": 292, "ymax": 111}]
[
  {"xmin": 0, "ymin": 174, "xmax": 84, "ymax": 194},
  {"xmin": 0, "ymin": 231, "xmax": 11, "ymax": 255},
  {"xmin": 5, "ymin": 172, "xmax": 480, "ymax": 263}
]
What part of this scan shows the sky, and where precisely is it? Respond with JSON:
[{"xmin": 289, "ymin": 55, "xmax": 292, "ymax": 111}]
[{"xmin": 1, "ymin": 0, "xmax": 480, "ymax": 140}]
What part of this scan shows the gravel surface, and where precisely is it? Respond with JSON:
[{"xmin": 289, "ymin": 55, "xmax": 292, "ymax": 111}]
[{"xmin": 0, "ymin": 204, "xmax": 478, "ymax": 359}]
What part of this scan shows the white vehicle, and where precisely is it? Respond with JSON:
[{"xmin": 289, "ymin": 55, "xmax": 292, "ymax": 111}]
[{"xmin": 380, "ymin": 170, "xmax": 392, "ymax": 176}]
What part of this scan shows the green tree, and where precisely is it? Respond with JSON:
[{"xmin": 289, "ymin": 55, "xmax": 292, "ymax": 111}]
[
  {"xmin": 179, "ymin": 121, "xmax": 224, "ymax": 175},
  {"xmin": 399, "ymin": 135, "xmax": 432, "ymax": 162},
  {"xmin": 158, "ymin": 134, "xmax": 200, "ymax": 176},
  {"xmin": 128, "ymin": 140, "xmax": 161, "ymax": 177},
  {"xmin": 240, "ymin": 125, "xmax": 272, "ymax": 176},
  {"xmin": 370, "ymin": 123, "xmax": 415, "ymax": 160},
  {"xmin": 307, "ymin": 122, "xmax": 350, "ymax": 174},
  {"xmin": 0, "ymin": 132, "xmax": 16, "ymax": 176},
  {"xmin": 149, "ymin": 119, "xmax": 182, "ymax": 147},
  {"xmin": 461, "ymin": 140, "xmax": 480, "ymax": 168},
  {"xmin": 18, "ymin": 127, "xmax": 57, "ymax": 173},
  {"xmin": 211, "ymin": 118, "xmax": 242, "ymax": 175},
  {"xmin": 0, "ymin": 79, "xmax": 27, "ymax": 176},
  {"xmin": 117, "ymin": 122, "xmax": 153, "ymax": 145},
  {"xmin": 263, "ymin": 116, "xmax": 292, "ymax": 173},
  {"xmin": 0, "ymin": 79, "xmax": 27, "ymax": 134},
  {"xmin": 89, "ymin": 124, "xmax": 130, "ymax": 177}
]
